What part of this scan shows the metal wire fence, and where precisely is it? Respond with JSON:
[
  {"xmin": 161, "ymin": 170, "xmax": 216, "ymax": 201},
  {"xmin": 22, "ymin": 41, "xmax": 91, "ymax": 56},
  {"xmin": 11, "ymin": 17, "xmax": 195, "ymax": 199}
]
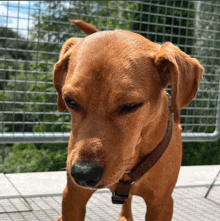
[{"xmin": 0, "ymin": 1, "xmax": 220, "ymax": 143}]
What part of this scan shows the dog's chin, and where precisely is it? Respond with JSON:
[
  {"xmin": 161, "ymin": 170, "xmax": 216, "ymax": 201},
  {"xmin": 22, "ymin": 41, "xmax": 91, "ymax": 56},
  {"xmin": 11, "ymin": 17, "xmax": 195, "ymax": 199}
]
[
  {"xmin": 72, "ymin": 181, "xmax": 99, "ymax": 190},
  {"xmin": 73, "ymin": 178, "xmax": 119, "ymax": 191},
  {"xmin": 71, "ymin": 177, "xmax": 104, "ymax": 190}
]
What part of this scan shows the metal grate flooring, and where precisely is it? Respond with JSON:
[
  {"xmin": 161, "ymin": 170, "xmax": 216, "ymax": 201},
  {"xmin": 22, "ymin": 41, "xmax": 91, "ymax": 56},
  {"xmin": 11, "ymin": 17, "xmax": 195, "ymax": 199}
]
[{"xmin": 0, "ymin": 186, "xmax": 219, "ymax": 221}]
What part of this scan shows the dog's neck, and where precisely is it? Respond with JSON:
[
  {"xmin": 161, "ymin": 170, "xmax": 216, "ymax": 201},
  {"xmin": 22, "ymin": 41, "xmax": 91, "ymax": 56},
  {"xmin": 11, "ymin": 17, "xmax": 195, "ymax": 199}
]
[{"xmin": 112, "ymin": 91, "xmax": 173, "ymax": 204}]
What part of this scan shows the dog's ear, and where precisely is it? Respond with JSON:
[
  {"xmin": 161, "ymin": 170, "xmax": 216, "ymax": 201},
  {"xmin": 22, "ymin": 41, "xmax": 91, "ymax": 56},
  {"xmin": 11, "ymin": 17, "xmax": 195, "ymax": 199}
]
[
  {"xmin": 53, "ymin": 38, "xmax": 81, "ymax": 112},
  {"xmin": 154, "ymin": 42, "xmax": 204, "ymax": 124},
  {"xmin": 69, "ymin": 19, "xmax": 99, "ymax": 35}
]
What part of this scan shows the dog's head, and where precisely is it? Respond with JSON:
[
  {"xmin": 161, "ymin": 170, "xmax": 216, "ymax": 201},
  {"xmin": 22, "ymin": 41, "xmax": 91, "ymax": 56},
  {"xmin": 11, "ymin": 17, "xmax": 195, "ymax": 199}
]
[{"xmin": 53, "ymin": 20, "xmax": 204, "ymax": 189}]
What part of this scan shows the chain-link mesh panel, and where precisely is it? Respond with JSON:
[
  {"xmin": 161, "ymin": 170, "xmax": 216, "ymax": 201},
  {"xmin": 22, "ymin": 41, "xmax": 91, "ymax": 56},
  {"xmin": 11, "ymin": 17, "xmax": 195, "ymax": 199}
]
[{"xmin": 0, "ymin": 1, "xmax": 220, "ymax": 142}]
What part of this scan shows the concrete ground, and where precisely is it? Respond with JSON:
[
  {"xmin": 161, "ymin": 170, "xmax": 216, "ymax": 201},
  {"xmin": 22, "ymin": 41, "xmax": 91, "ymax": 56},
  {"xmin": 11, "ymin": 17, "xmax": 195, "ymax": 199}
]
[{"xmin": 0, "ymin": 165, "xmax": 220, "ymax": 221}]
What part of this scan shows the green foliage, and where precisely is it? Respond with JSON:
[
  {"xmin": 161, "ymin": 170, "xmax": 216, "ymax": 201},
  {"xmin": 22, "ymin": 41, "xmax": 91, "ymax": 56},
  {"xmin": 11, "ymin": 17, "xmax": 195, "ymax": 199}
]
[
  {"xmin": 183, "ymin": 141, "xmax": 220, "ymax": 166},
  {"xmin": 0, "ymin": 143, "xmax": 67, "ymax": 173},
  {"xmin": 133, "ymin": 1, "xmax": 196, "ymax": 55},
  {"xmin": 0, "ymin": 26, "xmax": 33, "ymax": 60}
]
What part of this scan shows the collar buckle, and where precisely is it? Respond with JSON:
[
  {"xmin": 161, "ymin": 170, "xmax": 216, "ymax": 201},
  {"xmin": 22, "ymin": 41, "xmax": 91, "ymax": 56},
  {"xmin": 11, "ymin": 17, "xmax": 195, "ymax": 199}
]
[{"xmin": 112, "ymin": 192, "xmax": 129, "ymax": 204}]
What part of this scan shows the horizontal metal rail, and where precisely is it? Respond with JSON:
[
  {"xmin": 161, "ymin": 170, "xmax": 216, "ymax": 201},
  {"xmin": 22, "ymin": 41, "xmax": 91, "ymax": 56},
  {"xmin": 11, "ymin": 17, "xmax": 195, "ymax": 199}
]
[
  {"xmin": 0, "ymin": 132, "xmax": 70, "ymax": 143},
  {"xmin": 0, "ymin": 131, "xmax": 220, "ymax": 143}
]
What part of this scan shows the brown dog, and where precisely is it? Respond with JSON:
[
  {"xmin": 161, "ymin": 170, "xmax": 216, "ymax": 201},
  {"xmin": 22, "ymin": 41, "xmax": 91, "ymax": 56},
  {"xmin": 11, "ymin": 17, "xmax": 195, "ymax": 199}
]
[{"xmin": 53, "ymin": 20, "xmax": 204, "ymax": 221}]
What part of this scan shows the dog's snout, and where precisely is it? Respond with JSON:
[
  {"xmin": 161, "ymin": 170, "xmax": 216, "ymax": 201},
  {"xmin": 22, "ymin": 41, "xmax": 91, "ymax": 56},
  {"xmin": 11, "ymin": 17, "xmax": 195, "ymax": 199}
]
[{"xmin": 71, "ymin": 160, "xmax": 103, "ymax": 188}]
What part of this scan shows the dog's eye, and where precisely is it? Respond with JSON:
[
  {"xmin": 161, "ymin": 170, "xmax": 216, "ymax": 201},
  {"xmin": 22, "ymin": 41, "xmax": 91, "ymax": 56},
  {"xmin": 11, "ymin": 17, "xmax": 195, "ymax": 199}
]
[
  {"xmin": 64, "ymin": 98, "xmax": 80, "ymax": 111},
  {"xmin": 118, "ymin": 103, "xmax": 143, "ymax": 115}
]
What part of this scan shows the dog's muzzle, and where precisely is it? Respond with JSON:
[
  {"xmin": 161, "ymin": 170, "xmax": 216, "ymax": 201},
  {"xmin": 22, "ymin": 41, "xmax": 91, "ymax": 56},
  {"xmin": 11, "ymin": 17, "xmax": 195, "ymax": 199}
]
[{"xmin": 71, "ymin": 160, "xmax": 103, "ymax": 188}]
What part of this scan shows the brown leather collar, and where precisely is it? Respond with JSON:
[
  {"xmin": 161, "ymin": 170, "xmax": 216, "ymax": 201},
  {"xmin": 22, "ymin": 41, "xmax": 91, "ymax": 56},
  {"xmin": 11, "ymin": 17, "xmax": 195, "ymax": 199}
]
[{"xmin": 112, "ymin": 94, "xmax": 173, "ymax": 204}]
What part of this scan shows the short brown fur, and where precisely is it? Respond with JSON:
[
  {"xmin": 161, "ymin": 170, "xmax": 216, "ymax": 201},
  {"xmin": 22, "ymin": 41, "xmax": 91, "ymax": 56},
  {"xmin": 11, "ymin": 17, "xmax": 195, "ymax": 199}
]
[{"xmin": 53, "ymin": 20, "xmax": 204, "ymax": 221}]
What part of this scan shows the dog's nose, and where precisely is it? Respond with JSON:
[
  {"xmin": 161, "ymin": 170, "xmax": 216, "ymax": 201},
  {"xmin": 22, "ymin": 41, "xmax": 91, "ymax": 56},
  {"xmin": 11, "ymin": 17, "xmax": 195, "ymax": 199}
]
[{"xmin": 71, "ymin": 160, "xmax": 103, "ymax": 188}]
